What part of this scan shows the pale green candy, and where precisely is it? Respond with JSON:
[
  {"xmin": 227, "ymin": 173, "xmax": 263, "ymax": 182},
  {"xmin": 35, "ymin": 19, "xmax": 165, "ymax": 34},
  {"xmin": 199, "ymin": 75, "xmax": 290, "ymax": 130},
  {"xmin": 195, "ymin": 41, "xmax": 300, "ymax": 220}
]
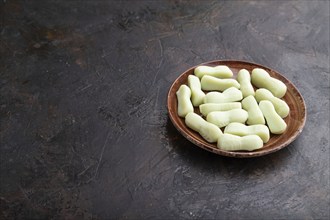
[
  {"xmin": 237, "ymin": 69, "xmax": 255, "ymax": 98},
  {"xmin": 224, "ymin": 122, "xmax": 270, "ymax": 143},
  {"xmin": 187, "ymin": 75, "xmax": 205, "ymax": 107},
  {"xmin": 217, "ymin": 133, "xmax": 263, "ymax": 151},
  {"xmin": 185, "ymin": 112, "xmax": 222, "ymax": 143},
  {"xmin": 259, "ymin": 100, "xmax": 287, "ymax": 134},
  {"xmin": 201, "ymin": 75, "xmax": 240, "ymax": 92},
  {"xmin": 204, "ymin": 87, "xmax": 243, "ymax": 103},
  {"xmin": 251, "ymin": 68, "xmax": 287, "ymax": 98},
  {"xmin": 206, "ymin": 109, "xmax": 248, "ymax": 128},
  {"xmin": 194, "ymin": 65, "xmax": 233, "ymax": 79},
  {"xmin": 176, "ymin": 85, "xmax": 194, "ymax": 117},
  {"xmin": 241, "ymin": 95, "xmax": 265, "ymax": 125},
  {"xmin": 255, "ymin": 88, "xmax": 290, "ymax": 118},
  {"xmin": 199, "ymin": 102, "xmax": 242, "ymax": 116}
]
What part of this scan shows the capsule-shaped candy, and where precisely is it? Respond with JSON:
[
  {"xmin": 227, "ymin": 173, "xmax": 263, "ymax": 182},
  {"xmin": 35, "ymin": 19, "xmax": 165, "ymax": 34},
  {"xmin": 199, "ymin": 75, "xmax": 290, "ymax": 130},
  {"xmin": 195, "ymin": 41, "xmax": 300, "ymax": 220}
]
[
  {"xmin": 237, "ymin": 69, "xmax": 255, "ymax": 98},
  {"xmin": 204, "ymin": 87, "xmax": 243, "ymax": 104},
  {"xmin": 176, "ymin": 85, "xmax": 194, "ymax": 117},
  {"xmin": 206, "ymin": 109, "xmax": 248, "ymax": 128},
  {"xmin": 217, "ymin": 133, "xmax": 263, "ymax": 151},
  {"xmin": 194, "ymin": 65, "xmax": 233, "ymax": 79},
  {"xmin": 201, "ymin": 75, "xmax": 240, "ymax": 92},
  {"xmin": 251, "ymin": 68, "xmax": 287, "ymax": 98},
  {"xmin": 185, "ymin": 112, "xmax": 222, "ymax": 143},
  {"xmin": 241, "ymin": 95, "xmax": 265, "ymax": 125},
  {"xmin": 187, "ymin": 75, "xmax": 205, "ymax": 107},
  {"xmin": 224, "ymin": 122, "xmax": 270, "ymax": 143},
  {"xmin": 259, "ymin": 100, "xmax": 287, "ymax": 134},
  {"xmin": 199, "ymin": 102, "xmax": 242, "ymax": 116}
]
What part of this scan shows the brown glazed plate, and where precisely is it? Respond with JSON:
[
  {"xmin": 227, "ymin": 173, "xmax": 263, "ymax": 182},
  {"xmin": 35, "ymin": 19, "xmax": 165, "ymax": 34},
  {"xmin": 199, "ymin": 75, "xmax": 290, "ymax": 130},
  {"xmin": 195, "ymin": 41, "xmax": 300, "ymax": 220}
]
[{"xmin": 167, "ymin": 60, "xmax": 307, "ymax": 158}]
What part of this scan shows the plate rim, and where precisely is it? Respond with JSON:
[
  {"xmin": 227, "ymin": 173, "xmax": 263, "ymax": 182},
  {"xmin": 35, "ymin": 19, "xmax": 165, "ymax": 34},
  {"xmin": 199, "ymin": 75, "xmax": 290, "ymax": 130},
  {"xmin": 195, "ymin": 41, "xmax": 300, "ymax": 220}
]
[{"xmin": 167, "ymin": 59, "xmax": 307, "ymax": 158}]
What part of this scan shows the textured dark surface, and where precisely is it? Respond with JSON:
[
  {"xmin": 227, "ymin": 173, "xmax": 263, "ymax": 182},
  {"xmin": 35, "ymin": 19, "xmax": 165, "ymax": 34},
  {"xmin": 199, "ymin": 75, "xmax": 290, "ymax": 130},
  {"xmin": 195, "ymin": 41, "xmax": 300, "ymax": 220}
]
[{"xmin": 0, "ymin": 0, "xmax": 329, "ymax": 219}]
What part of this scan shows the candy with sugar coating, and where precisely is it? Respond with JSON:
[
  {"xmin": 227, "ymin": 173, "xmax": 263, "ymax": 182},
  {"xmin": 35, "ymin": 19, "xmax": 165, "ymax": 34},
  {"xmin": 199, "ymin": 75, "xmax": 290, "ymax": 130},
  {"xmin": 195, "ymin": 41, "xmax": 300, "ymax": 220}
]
[
  {"xmin": 176, "ymin": 85, "xmax": 194, "ymax": 117},
  {"xmin": 255, "ymin": 88, "xmax": 290, "ymax": 118},
  {"xmin": 194, "ymin": 65, "xmax": 233, "ymax": 79},
  {"xmin": 204, "ymin": 87, "xmax": 243, "ymax": 103},
  {"xmin": 185, "ymin": 112, "xmax": 222, "ymax": 143},
  {"xmin": 217, "ymin": 133, "xmax": 263, "ymax": 151},
  {"xmin": 224, "ymin": 122, "xmax": 270, "ymax": 143},
  {"xmin": 201, "ymin": 75, "xmax": 240, "ymax": 92},
  {"xmin": 241, "ymin": 95, "xmax": 265, "ymax": 125},
  {"xmin": 206, "ymin": 109, "xmax": 248, "ymax": 128},
  {"xmin": 259, "ymin": 100, "xmax": 287, "ymax": 134},
  {"xmin": 237, "ymin": 69, "xmax": 255, "ymax": 98},
  {"xmin": 251, "ymin": 68, "xmax": 287, "ymax": 98},
  {"xmin": 187, "ymin": 75, "xmax": 205, "ymax": 107},
  {"xmin": 199, "ymin": 102, "xmax": 242, "ymax": 116}
]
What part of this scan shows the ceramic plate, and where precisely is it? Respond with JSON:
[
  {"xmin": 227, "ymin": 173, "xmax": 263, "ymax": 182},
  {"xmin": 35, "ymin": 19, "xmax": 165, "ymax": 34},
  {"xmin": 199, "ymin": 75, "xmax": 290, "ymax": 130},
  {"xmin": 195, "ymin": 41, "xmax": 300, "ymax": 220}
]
[{"xmin": 167, "ymin": 60, "xmax": 306, "ymax": 158}]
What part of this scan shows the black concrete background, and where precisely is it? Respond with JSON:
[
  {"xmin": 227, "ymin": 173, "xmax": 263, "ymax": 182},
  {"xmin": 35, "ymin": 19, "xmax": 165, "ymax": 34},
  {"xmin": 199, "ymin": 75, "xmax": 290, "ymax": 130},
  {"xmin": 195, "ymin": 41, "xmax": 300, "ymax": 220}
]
[{"xmin": 1, "ymin": 0, "xmax": 329, "ymax": 219}]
